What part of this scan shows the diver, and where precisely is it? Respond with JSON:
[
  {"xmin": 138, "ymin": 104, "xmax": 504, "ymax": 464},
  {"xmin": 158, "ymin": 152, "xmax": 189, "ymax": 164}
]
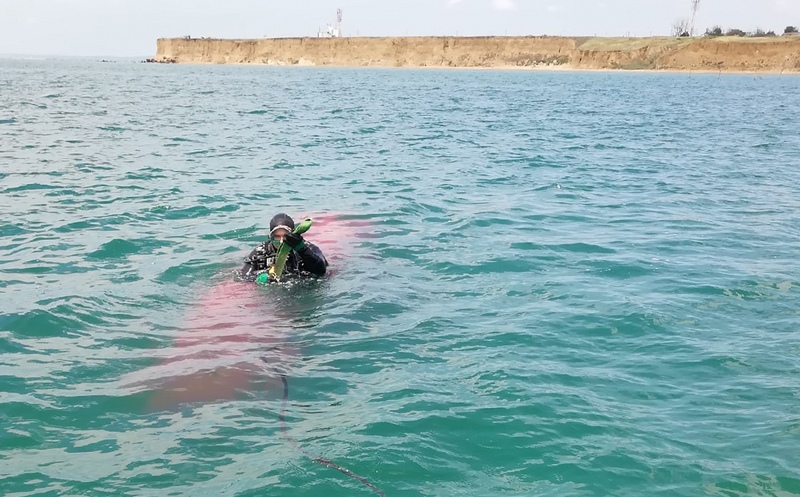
[{"xmin": 240, "ymin": 213, "xmax": 328, "ymax": 281}]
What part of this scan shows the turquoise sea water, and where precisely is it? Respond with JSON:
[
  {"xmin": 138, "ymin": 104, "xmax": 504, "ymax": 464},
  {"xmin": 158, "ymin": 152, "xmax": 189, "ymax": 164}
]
[{"xmin": 2, "ymin": 59, "xmax": 800, "ymax": 497}]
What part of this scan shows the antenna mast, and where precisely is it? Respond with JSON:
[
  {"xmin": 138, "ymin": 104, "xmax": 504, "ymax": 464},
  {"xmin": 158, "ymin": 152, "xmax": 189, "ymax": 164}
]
[{"xmin": 689, "ymin": 0, "xmax": 700, "ymax": 36}]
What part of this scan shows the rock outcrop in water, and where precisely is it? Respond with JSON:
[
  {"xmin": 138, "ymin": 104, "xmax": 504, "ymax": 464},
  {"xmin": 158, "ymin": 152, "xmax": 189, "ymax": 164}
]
[{"xmin": 154, "ymin": 35, "xmax": 800, "ymax": 72}]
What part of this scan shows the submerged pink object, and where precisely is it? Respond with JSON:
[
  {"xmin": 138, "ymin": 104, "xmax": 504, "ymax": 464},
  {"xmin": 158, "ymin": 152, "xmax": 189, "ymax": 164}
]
[{"xmin": 125, "ymin": 213, "xmax": 375, "ymax": 410}]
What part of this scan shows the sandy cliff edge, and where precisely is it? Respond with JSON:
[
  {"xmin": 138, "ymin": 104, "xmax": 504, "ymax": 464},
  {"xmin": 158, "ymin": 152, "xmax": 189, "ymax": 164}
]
[{"xmin": 154, "ymin": 35, "xmax": 800, "ymax": 73}]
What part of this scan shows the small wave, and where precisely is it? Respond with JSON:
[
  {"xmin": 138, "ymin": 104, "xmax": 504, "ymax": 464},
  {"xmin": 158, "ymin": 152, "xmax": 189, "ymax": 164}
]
[
  {"xmin": 548, "ymin": 242, "xmax": 616, "ymax": 254},
  {"xmin": 3, "ymin": 183, "xmax": 60, "ymax": 193},
  {"xmin": 398, "ymin": 201, "xmax": 446, "ymax": 216},
  {"xmin": 0, "ymin": 223, "xmax": 28, "ymax": 237},
  {"xmin": 704, "ymin": 474, "xmax": 800, "ymax": 497},
  {"xmin": 402, "ymin": 132, "xmax": 452, "ymax": 143},
  {"xmin": 156, "ymin": 260, "xmax": 228, "ymax": 285},
  {"xmin": 86, "ymin": 238, "xmax": 172, "ymax": 260},
  {"xmin": 447, "ymin": 216, "xmax": 517, "ymax": 231},
  {"xmin": 161, "ymin": 205, "xmax": 212, "ymax": 220},
  {"xmin": 582, "ymin": 259, "xmax": 656, "ymax": 279},
  {"xmin": 1, "ymin": 308, "xmax": 94, "ymax": 337},
  {"xmin": 20, "ymin": 100, "xmax": 47, "ymax": 109},
  {"xmin": 0, "ymin": 333, "xmax": 33, "ymax": 354},
  {"xmin": 124, "ymin": 171, "xmax": 168, "ymax": 181},
  {"xmin": 74, "ymin": 162, "xmax": 113, "ymax": 172},
  {"xmin": 428, "ymin": 257, "xmax": 541, "ymax": 275},
  {"xmin": 679, "ymin": 279, "xmax": 797, "ymax": 301},
  {"xmin": 186, "ymin": 149, "xmax": 212, "ymax": 155}
]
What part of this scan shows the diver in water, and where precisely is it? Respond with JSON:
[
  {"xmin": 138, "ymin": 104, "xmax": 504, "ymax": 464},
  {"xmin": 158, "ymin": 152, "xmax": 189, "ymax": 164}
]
[{"xmin": 240, "ymin": 213, "xmax": 328, "ymax": 281}]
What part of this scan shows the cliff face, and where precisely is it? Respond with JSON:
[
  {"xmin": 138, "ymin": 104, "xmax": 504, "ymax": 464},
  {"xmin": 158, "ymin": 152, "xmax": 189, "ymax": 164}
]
[{"xmin": 155, "ymin": 36, "xmax": 800, "ymax": 72}]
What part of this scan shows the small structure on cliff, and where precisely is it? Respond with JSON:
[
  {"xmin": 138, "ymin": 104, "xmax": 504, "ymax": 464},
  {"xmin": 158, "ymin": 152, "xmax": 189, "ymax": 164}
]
[{"xmin": 317, "ymin": 8, "xmax": 343, "ymax": 38}]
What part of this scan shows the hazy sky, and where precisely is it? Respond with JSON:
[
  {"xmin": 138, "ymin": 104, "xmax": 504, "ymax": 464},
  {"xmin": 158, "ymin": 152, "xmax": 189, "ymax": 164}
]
[{"xmin": 1, "ymin": 0, "xmax": 798, "ymax": 56}]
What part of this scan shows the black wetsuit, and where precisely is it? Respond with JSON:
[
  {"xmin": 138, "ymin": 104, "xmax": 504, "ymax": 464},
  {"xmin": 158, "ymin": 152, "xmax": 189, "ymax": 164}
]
[{"xmin": 240, "ymin": 240, "xmax": 328, "ymax": 281}]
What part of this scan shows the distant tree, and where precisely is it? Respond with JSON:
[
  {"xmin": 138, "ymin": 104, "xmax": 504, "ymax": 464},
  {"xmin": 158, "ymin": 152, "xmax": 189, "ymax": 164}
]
[
  {"xmin": 704, "ymin": 26, "xmax": 723, "ymax": 37},
  {"xmin": 672, "ymin": 19, "xmax": 691, "ymax": 37},
  {"xmin": 725, "ymin": 28, "xmax": 747, "ymax": 37},
  {"xmin": 785, "ymin": 26, "xmax": 799, "ymax": 34},
  {"xmin": 751, "ymin": 28, "xmax": 768, "ymax": 37}
]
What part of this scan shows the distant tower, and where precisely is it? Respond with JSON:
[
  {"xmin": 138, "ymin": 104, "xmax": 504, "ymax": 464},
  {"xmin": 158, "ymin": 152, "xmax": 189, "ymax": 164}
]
[
  {"xmin": 689, "ymin": 0, "xmax": 700, "ymax": 36},
  {"xmin": 317, "ymin": 9, "xmax": 343, "ymax": 38}
]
